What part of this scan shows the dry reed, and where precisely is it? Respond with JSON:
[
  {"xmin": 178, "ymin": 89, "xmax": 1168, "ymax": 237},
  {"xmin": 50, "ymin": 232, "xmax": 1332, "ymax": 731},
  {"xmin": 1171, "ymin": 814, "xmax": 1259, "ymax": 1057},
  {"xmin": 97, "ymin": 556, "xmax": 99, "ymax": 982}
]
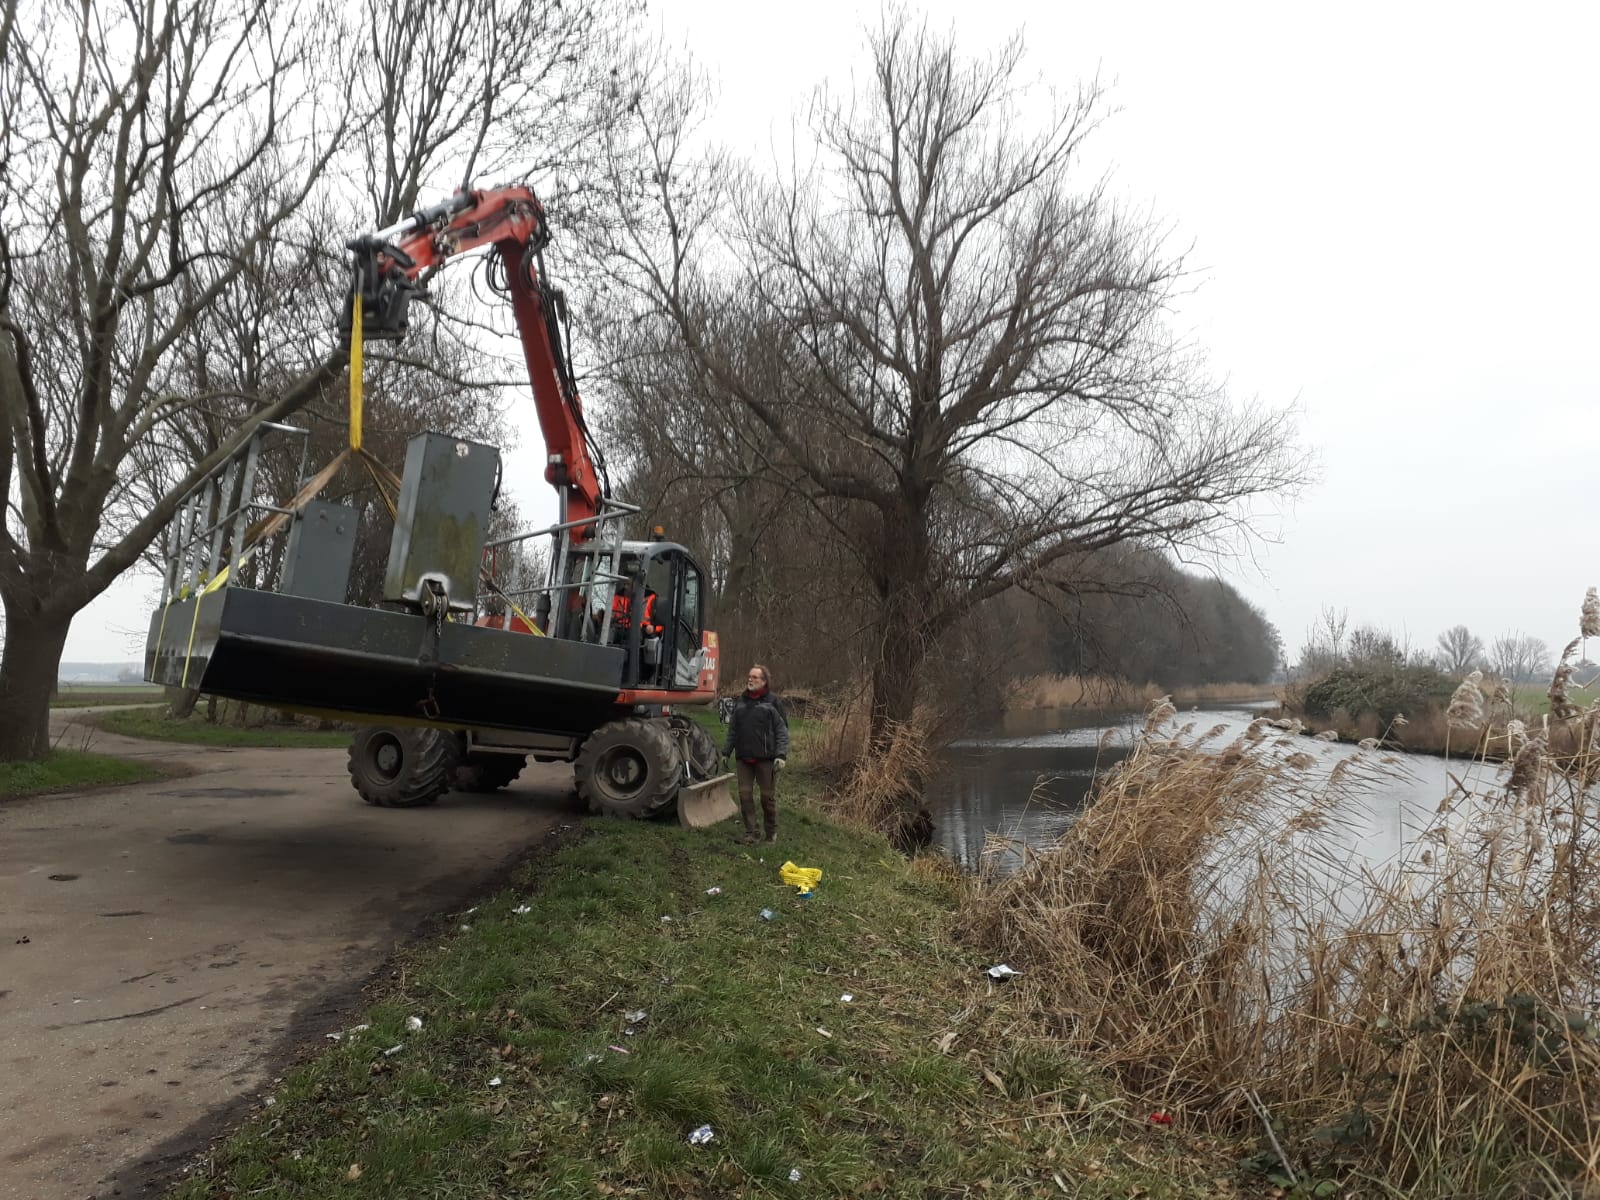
[
  {"xmin": 1446, "ymin": 669, "xmax": 1485, "ymax": 729},
  {"xmin": 960, "ymin": 697, "xmax": 1600, "ymax": 1193},
  {"xmin": 796, "ymin": 691, "xmax": 939, "ymax": 845}
]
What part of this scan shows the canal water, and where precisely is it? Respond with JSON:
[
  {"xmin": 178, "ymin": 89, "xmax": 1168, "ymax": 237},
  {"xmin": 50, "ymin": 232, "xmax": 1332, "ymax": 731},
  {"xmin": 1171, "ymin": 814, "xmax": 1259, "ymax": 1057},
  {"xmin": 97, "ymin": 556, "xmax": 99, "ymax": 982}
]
[{"xmin": 924, "ymin": 702, "xmax": 1497, "ymax": 874}]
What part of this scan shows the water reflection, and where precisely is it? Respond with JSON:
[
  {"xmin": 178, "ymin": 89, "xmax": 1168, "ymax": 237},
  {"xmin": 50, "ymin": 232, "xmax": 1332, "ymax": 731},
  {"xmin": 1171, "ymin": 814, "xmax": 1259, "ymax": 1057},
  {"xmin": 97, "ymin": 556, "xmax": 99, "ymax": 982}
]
[{"xmin": 926, "ymin": 702, "xmax": 1491, "ymax": 875}]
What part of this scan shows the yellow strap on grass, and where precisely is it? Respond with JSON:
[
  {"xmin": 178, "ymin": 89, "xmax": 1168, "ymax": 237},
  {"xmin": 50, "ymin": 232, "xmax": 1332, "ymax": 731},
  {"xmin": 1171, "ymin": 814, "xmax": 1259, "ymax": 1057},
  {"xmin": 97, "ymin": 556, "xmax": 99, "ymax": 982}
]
[{"xmin": 349, "ymin": 293, "xmax": 364, "ymax": 451}]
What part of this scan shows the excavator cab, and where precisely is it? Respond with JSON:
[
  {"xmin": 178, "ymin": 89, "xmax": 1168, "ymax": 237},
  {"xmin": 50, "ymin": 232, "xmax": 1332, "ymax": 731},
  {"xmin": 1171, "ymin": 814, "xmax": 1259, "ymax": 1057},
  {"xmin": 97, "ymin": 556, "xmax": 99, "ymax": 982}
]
[{"xmin": 552, "ymin": 540, "xmax": 711, "ymax": 693}]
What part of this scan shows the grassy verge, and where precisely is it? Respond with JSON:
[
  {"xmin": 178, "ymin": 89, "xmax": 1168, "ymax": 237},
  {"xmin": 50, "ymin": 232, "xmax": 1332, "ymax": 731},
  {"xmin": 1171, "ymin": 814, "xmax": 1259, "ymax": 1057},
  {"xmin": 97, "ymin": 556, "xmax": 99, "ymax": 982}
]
[
  {"xmin": 0, "ymin": 749, "xmax": 161, "ymax": 797},
  {"xmin": 169, "ymin": 775, "xmax": 1216, "ymax": 1199},
  {"xmin": 97, "ymin": 707, "xmax": 352, "ymax": 748}
]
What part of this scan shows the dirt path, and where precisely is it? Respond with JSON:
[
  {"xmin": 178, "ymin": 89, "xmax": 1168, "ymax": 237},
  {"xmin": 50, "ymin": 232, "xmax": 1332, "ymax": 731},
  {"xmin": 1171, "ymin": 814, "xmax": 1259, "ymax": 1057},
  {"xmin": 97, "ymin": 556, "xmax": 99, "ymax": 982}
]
[{"xmin": 0, "ymin": 711, "xmax": 574, "ymax": 1199}]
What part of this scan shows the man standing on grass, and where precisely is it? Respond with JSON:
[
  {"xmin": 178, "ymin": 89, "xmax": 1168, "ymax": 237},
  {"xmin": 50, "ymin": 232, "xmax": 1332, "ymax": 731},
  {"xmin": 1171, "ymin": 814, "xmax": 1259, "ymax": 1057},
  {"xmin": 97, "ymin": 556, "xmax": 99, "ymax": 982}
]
[{"xmin": 723, "ymin": 664, "xmax": 789, "ymax": 845}]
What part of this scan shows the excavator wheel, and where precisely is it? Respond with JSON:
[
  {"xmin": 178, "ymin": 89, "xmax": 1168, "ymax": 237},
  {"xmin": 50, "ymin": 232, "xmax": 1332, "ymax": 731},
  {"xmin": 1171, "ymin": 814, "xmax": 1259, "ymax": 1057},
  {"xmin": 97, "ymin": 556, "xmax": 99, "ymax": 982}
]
[
  {"xmin": 453, "ymin": 753, "xmax": 527, "ymax": 793},
  {"xmin": 348, "ymin": 727, "xmax": 461, "ymax": 808},
  {"xmin": 574, "ymin": 718, "xmax": 683, "ymax": 819},
  {"xmin": 669, "ymin": 714, "xmax": 721, "ymax": 780}
]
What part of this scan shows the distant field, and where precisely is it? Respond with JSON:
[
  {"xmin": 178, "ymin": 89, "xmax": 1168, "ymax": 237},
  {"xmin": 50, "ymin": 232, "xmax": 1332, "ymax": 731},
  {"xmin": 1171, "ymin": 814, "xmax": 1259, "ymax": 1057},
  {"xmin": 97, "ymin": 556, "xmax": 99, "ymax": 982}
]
[{"xmin": 51, "ymin": 682, "xmax": 165, "ymax": 708}]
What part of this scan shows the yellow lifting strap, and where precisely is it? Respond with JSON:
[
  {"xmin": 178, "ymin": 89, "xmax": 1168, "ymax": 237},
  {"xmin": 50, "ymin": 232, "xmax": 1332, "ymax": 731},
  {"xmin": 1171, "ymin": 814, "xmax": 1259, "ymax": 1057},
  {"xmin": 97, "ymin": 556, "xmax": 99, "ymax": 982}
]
[{"xmin": 349, "ymin": 292, "xmax": 364, "ymax": 452}]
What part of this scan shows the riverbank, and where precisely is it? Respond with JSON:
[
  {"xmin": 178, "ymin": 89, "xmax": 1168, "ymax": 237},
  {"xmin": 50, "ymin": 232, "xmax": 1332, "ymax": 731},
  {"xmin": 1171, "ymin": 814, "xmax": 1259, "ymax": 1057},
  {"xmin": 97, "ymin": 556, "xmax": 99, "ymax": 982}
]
[
  {"xmin": 961, "ymin": 707, "xmax": 1600, "ymax": 1197},
  {"xmin": 163, "ymin": 769, "xmax": 1226, "ymax": 1199},
  {"xmin": 1004, "ymin": 674, "xmax": 1276, "ymax": 712}
]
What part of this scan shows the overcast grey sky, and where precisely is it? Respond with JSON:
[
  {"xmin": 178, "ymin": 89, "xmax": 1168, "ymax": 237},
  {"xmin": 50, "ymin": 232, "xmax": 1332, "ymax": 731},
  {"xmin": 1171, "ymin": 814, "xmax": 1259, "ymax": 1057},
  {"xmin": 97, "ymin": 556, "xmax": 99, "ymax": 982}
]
[{"xmin": 64, "ymin": 0, "xmax": 1600, "ymax": 667}]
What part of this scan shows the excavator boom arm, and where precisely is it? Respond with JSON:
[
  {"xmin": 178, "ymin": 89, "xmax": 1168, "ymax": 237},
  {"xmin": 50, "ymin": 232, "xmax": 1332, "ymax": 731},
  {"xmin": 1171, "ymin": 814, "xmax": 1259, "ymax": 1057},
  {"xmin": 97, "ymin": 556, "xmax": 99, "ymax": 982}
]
[{"xmin": 343, "ymin": 186, "xmax": 604, "ymax": 534}]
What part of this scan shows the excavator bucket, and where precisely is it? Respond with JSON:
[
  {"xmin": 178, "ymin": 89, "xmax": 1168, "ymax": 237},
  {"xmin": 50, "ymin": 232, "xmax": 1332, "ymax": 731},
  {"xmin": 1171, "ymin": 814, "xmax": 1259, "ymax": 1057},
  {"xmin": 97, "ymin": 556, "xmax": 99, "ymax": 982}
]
[{"xmin": 677, "ymin": 772, "xmax": 737, "ymax": 828}]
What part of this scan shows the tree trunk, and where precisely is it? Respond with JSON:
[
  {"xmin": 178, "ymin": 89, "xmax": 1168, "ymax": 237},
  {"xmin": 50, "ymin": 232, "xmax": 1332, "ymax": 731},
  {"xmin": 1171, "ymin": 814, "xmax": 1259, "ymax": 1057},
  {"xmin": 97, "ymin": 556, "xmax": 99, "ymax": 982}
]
[
  {"xmin": 866, "ymin": 615, "xmax": 937, "ymax": 845},
  {"xmin": 870, "ymin": 617, "xmax": 925, "ymax": 745},
  {"xmin": 0, "ymin": 606, "xmax": 73, "ymax": 762},
  {"xmin": 867, "ymin": 505, "xmax": 933, "ymax": 749}
]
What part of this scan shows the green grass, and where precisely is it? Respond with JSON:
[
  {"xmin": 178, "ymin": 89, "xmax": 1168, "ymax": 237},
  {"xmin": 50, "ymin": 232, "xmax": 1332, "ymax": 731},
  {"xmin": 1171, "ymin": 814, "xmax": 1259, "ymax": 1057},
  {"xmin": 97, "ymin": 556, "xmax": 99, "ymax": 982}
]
[
  {"xmin": 97, "ymin": 707, "xmax": 352, "ymax": 748},
  {"xmin": 1511, "ymin": 683, "xmax": 1553, "ymax": 717},
  {"xmin": 50, "ymin": 683, "xmax": 165, "ymax": 708},
  {"xmin": 682, "ymin": 704, "xmax": 818, "ymax": 742},
  {"xmin": 0, "ymin": 749, "xmax": 161, "ymax": 797},
  {"xmin": 168, "ymin": 773, "xmax": 1216, "ymax": 1199}
]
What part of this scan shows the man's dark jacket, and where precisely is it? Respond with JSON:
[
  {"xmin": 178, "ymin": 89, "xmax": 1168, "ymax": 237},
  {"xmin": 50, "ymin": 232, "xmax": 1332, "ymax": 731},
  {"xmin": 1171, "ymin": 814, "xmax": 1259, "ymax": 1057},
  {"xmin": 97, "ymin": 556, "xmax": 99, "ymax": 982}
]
[{"xmin": 722, "ymin": 692, "xmax": 790, "ymax": 761}]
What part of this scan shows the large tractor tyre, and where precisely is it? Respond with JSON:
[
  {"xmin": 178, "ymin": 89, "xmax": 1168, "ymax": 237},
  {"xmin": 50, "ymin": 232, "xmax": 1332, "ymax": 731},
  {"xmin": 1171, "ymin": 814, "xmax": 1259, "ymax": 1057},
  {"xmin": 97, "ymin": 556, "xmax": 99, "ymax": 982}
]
[
  {"xmin": 574, "ymin": 718, "xmax": 683, "ymax": 819},
  {"xmin": 453, "ymin": 753, "xmax": 528, "ymax": 793},
  {"xmin": 669, "ymin": 715, "xmax": 722, "ymax": 781},
  {"xmin": 348, "ymin": 727, "xmax": 462, "ymax": 808}
]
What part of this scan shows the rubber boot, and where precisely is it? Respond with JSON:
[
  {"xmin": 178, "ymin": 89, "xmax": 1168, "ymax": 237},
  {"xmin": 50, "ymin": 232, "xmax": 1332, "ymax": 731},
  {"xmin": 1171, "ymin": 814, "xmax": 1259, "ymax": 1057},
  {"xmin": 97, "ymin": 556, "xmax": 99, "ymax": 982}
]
[{"xmin": 735, "ymin": 790, "xmax": 760, "ymax": 845}]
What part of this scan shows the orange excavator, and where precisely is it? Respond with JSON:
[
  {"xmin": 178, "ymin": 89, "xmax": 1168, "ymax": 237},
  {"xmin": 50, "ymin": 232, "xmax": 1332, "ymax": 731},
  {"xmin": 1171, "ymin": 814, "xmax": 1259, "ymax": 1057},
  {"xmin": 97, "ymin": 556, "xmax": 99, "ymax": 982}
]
[{"xmin": 144, "ymin": 185, "xmax": 733, "ymax": 821}]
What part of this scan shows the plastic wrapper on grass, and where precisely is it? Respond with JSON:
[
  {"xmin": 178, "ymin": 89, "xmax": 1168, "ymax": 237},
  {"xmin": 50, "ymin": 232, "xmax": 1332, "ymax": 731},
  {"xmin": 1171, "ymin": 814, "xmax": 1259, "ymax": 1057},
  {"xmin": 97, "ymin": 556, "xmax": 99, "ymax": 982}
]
[{"xmin": 687, "ymin": 1124, "xmax": 715, "ymax": 1146}]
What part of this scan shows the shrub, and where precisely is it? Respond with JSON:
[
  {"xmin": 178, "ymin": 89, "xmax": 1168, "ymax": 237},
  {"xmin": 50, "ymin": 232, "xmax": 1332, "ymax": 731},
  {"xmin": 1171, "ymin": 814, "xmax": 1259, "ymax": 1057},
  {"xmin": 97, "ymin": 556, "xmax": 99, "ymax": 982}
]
[{"xmin": 1299, "ymin": 664, "xmax": 1457, "ymax": 726}]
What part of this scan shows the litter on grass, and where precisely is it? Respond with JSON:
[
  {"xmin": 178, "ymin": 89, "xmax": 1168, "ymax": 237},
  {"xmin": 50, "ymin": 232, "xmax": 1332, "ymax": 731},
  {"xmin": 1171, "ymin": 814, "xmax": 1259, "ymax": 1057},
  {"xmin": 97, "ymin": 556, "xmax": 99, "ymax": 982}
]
[
  {"xmin": 815, "ymin": 1027, "xmax": 832, "ymax": 1038},
  {"xmin": 759, "ymin": 908, "xmax": 776, "ymax": 921},
  {"xmin": 789, "ymin": 1168, "xmax": 802, "ymax": 1183},
  {"xmin": 406, "ymin": 1016, "xmax": 423, "ymax": 1031},
  {"xmin": 687, "ymin": 1125, "xmax": 715, "ymax": 1146},
  {"xmin": 488, "ymin": 1076, "xmax": 502, "ymax": 1087},
  {"xmin": 608, "ymin": 1044, "xmax": 631, "ymax": 1055},
  {"xmin": 659, "ymin": 915, "xmax": 674, "ymax": 923},
  {"xmin": 705, "ymin": 886, "xmax": 722, "ymax": 896},
  {"xmin": 382, "ymin": 1044, "xmax": 404, "ymax": 1056},
  {"xmin": 840, "ymin": 993, "xmax": 854, "ymax": 1003},
  {"xmin": 778, "ymin": 861, "xmax": 822, "ymax": 893},
  {"xmin": 985, "ymin": 964, "xmax": 1020, "ymax": 981},
  {"xmin": 512, "ymin": 905, "xmax": 532, "ymax": 914},
  {"xmin": 623, "ymin": 1009, "xmax": 647, "ymax": 1025}
]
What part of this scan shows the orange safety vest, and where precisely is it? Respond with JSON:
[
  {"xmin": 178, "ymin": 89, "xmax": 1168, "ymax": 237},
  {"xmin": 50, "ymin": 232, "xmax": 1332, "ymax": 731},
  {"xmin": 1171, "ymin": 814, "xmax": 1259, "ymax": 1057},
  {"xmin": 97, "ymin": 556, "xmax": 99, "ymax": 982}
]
[{"xmin": 610, "ymin": 590, "xmax": 661, "ymax": 635}]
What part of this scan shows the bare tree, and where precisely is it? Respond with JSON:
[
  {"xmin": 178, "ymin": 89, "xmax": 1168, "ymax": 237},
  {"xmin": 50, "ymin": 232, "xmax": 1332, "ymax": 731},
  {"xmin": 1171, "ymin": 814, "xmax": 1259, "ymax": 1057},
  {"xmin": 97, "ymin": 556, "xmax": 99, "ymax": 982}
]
[
  {"xmin": 0, "ymin": 0, "xmax": 652, "ymax": 762},
  {"xmin": 0, "ymin": 0, "xmax": 357, "ymax": 760},
  {"xmin": 1435, "ymin": 624, "xmax": 1484, "ymax": 676},
  {"xmin": 1294, "ymin": 605, "xmax": 1349, "ymax": 677},
  {"xmin": 598, "ymin": 18, "xmax": 1304, "ymax": 747},
  {"xmin": 1489, "ymin": 632, "xmax": 1552, "ymax": 684},
  {"xmin": 1347, "ymin": 625, "xmax": 1405, "ymax": 669}
]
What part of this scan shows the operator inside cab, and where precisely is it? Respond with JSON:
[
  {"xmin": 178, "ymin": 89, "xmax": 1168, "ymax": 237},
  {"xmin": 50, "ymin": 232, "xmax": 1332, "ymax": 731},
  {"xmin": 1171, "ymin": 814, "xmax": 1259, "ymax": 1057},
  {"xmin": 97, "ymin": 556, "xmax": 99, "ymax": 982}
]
[{"xmin": 608, "ymin": 586, "xmax": 662, "ymax": 639}]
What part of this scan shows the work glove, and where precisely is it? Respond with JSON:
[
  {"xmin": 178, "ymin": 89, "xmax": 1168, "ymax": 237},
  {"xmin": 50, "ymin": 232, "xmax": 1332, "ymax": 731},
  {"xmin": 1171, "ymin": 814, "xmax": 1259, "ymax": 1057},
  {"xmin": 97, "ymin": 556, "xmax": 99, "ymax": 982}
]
[{"xmin": 774, "ymin": 757, "xmax": 786, "ymax": 770}]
